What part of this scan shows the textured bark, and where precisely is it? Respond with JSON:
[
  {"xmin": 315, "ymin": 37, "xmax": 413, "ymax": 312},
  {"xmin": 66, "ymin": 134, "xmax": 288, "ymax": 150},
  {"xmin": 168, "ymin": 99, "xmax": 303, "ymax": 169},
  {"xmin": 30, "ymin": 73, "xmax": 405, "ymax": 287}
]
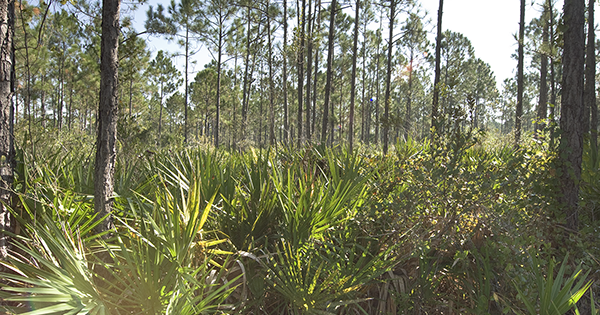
[
  {"xmin": 320, "ymin": 0, "xmax": 336, "ymax": 144},
  {"xmin": 559, "ymin": 0, "xmax": 585, "ymax": 232},
  {"xmin": 515, "ymin": 0, "xmax": 525, "ymax": 146},
  {"xmin": 348, "ymin": 0, "xmax": 359, "ymax": 151},
  {"xmin": 584, "ymin": 0, "xmax": 596, "ymax": 144},
  {"xmin": 94, "ymin": 0, "xmax": 120, "ymax": 235},
  {"xmin": 382, "ymin": 0, "xmax": 395, "ymax": 154},
  {"xmin": 0, "ymin": 0, "xmax": 14, "ymax": 259},
  {"xmin": 431, "ymin": 0, "xmax": 443, "ymax": 138},
  {"xmin": 536, "ymin": 1, "xmax": 550, "ymax": 135}
]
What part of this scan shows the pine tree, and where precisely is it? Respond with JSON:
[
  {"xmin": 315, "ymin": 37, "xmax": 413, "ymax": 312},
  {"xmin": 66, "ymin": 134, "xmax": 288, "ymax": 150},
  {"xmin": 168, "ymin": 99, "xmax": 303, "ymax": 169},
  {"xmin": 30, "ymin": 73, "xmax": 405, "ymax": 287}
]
[
  {"xmin": 559, "ymin": 0, "xmax": 585, "ymax": 232},
  {"xmin": 94, "ymin": 0, "xmax": 120, "ymax": 235}
]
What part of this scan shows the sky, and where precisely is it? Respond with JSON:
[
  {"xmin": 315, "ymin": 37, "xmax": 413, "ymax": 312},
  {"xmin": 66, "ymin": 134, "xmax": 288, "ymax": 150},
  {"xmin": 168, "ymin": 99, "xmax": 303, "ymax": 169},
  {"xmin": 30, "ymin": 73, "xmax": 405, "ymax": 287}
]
[
  {"xmin": 134, "ymin": 0, "xmax": 569, "ymax": 90},
  {"xmin": 420, "ymin": 0, "xmax": 564, "ymax": 88}
]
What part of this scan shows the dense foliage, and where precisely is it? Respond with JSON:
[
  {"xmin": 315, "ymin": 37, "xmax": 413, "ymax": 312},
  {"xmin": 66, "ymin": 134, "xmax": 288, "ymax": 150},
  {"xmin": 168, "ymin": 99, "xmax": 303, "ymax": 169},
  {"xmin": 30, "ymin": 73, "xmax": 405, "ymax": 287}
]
[{"xmin": 1, "ymin": 130, "xmax": 598, "ymax": 314}]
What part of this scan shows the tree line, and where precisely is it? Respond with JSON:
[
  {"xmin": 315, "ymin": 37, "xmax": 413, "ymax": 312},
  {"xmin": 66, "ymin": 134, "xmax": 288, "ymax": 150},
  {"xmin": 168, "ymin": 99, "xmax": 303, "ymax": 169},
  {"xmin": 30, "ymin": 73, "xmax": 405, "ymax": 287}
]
[{"xmin": 0, "ymin": 0, "xmax": 598, "ymax": 252}]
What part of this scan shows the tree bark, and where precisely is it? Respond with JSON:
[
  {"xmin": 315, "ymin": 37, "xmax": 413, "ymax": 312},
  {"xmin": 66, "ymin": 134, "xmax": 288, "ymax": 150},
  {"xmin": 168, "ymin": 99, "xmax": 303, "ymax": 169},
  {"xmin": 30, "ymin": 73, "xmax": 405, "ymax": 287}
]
[
  {"xmin": 320, "ymin": 0, "xmax": 336, "ymax": 144},
  {"xmin": 431, "ymin": 0, "xmax": 443, "ymax": 139},
  {"xmin": 215, "ymin": 18, "xmax": 223, "ymax": 147},
  {"xmin": 0, "ymin": 0, "xmax": 15, "ymax": 259},
  {"xmin": 383, "ymin": 0, "xmax": 395, "ymax": 154},
  {"xmin": 94, "ymin": 0, "xmax": 120, "ymax": 235},
  {"xmin": 305, "ymin": 0, "xmax": 312, "ymax": 141},
  {"xmin": 184, "ymin": 26, "xmax": 189, "ymax": 143},
  {"xmin": 297, "ymin": 0, "xmax": 305, "ymax": 146},
  {"xmin": 311, "ymin": 0, "xmax": 321, "ymax": 137},
  {"xmin": 267, "ymin": 0, "xmax": 275, "ymax": 145},
  {"xmin": 282, "ymin": 0, "xmax": 289, "ymax": 143},
  {"xmin": 584, "ymin": 0, "xmax": 596, "ymax": 147},
  {"xmin": 405, "ymin": 48, "xmax": 414, "ymax": 140},
  {"xmin": 515, "ymin": 0, "xmax": 525, "ymax": 146},
  {"xmin": 559, "ymin": 0, "xmax": 585, "ymax": 232},
  {"xmin": 536, "ymin": 1, "xmax": 550, "ymax": 135},
  {"xmin": 348, "ymin": 0, "xmax": 359, "ymax": 151},
  {"xmin": 242, "ymin": 6, "xmax": 251, "ymax": 141}
]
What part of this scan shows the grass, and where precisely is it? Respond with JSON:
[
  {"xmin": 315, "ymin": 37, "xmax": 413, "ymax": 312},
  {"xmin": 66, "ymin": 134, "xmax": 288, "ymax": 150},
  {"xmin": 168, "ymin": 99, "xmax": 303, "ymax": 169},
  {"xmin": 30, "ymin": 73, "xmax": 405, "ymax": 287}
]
[{"xmin": 1, "ymin": 133, "xmax": 598, "ymax": 314}]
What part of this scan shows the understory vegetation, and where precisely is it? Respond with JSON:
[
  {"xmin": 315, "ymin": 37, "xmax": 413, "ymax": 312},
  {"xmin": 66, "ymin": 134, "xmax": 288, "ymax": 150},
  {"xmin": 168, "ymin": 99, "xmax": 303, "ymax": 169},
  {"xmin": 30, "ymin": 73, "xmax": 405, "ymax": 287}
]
[{"xmin": 1, "ymin": 128, "xmax": 599, "ymax": 314}]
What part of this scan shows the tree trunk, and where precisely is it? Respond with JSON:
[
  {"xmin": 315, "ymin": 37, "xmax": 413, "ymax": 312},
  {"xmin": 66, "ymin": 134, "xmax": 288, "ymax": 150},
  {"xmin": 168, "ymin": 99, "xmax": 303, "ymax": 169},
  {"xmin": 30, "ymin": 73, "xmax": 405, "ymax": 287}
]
[
  {"xmin": 0, "ymin": 0, "xmax": 15, "ymax": 259},
  {"xmin": 361, "ymin": 14, "xmax": 367, "ymax": 142},
  {"xmin": 267, "ymin": 0, "xmax": 275, "ymax": 145},
  {"xmin": 549, "ymin": 2, "xmax": 557, "ymax": 144},
  {"xmin": 348, "ymin": 0, "xmax": 359, "ymax": 151},
  {"xmin": 584, "ymin": 0, "xmax": 596, "ymax": 147},
  {"xmin": 305, "ymin": 0, "xmax": 312, "ymax": 141},
  {"xmin": 405, "ymin": 48, "xmax": 414, "ymax": 140},
  {"xmin": 515, "ymin": 0, "xmax": 525, "ymax": 146},
  {"xmin": 242, "ymin": 6, "xmax": 251, "ymax": 141},
  {"xmin": 375, "ymin": 14, "xmax": 382, "ymax": 144},
  {"xmin": 311, "ymin": 0, "xmax": 321, "ymax": 137},
  {"xmin": 94, "ymin": 0, "xmax": 120, "ymax": 236},
  {"xmin": 383, "ymin": 0, "xmax": 396, "ymax": 154},
  {"xmin": 297, "ymin": 0, "xmax": 305, "ymax": 146},
  {"xmin": 184, "ymin": 26, "xmax": 189, "ymax": 143},
  {"xmin": 559, "ymin": 0, "xmax": 585, "ymax": 232},
  {"xmin": 536, "ymin": 1, "xmax": 550, "ymax": 135},
  {"xmin": 282, "ymin": 0, "xmax": 289, "ymax": 143},
  {"xmin": 158, "ymin": 82, "xmax": 164, "ymax": 144},
  {"xmin": 215, "ymin": 19, "xmax": 223, "ymax": 147},
  {"xmin": 321, "ymin": 0, "xmax": 336, "ymax": 144},
  {"xmin": 431, "ymin": 0, "xmax": 443, "ymax": 138}
]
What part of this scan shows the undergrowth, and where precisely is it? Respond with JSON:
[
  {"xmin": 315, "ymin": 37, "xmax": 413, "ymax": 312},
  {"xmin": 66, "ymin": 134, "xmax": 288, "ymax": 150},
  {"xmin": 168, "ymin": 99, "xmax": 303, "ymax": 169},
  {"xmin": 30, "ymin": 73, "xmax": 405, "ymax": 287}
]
[{"xmin": 0, "ymin": 129, "xmax": 598, "ymax": 314}]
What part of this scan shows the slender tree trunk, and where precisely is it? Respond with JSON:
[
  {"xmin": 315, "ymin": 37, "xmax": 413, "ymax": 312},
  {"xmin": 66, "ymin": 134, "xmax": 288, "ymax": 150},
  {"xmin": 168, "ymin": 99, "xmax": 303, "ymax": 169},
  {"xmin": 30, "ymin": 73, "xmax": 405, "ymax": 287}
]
[
  {"xmin": 584, "ymin": 0, "xmax": 596, "ymax": 146},
  {"xmin": 515, "ymin": 0, "xmax": 525, "ymax": 146},
  {"xmin": 321, "ymin": 0, "xmax": 336, "ymax": 144},
  {"xmin": 549, "ymin": 2, "xmax": 557, "ymax": 140},
  {"xmin": 58, "ymin": 60, "xmax": 64, "ymax": 130},
  {"xmin": 267, "ymin": 0, "xmax": 275, "ymax": 145},
  {"xmin": 158, "ymin": 82, "xmax": 164, "ymax": 144},
  {"xmin": 311, "ymin": 0, "xmax": 321, "ymax": 136},
  {"xmin": 536, "ymin": 1, "xmax": 550, "ymax": 135},
  {"xmin": 431, "ymin": 0, "xmax": 443, "ymax": 138},
  {"xmin": 94, "ymin": 0, "xmax": 120, "ymax": 235},
  {"xmin": 361, "ymin": 26, "xmax": 366, "ymax": 142},
  {"xmin": 128, "ymin": 77, "xmax": 133, "ymax": 117},
  {"xmin": 68, "ymin": 81, "xmax": 73, "ymax": 130},
  {"xmin": 0, "ymin": 0, "xmax": 15, "ymax": 259},
  {"xmin": 375, "ymin": 15, "xmax": 382, "ymax": 144},
  {"xmin": 282, "ymin": 0, "xmax": 289, "ymax": 143},
  {"xmin": 404, "ymin": 48, "xmax": 414, "ymax": 140},
  {"xmin": 383, "ymin": 0, "xmax": 396, "ymax": 154},
  {"xmin": 242, "ymin": 6, "xmax": 251, "ymax": 141},
  {"xmin": 297, "ymin": 0, "xmax": 305, "ymax": 146},
  {"xmin": 18, "ymin": 5, "xmax": 31, "ymax": 136},
  {"xmin": 215, "ymin": 19, "xmax": 223, "ymax": 147},
  {"xmin": 348, "ymin": 0, "xmax": 359, "ymax": 151},
  {"xmin": 559, "ymin": 0, "xmax": 585, "ymax": 232},
  {"xmin": 305, "ymin": 0, "xmax": 312, "ymax": 141},
  {"xmin": 184, "ymin": 26, "xmax": 189, "ymax": 143}
]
